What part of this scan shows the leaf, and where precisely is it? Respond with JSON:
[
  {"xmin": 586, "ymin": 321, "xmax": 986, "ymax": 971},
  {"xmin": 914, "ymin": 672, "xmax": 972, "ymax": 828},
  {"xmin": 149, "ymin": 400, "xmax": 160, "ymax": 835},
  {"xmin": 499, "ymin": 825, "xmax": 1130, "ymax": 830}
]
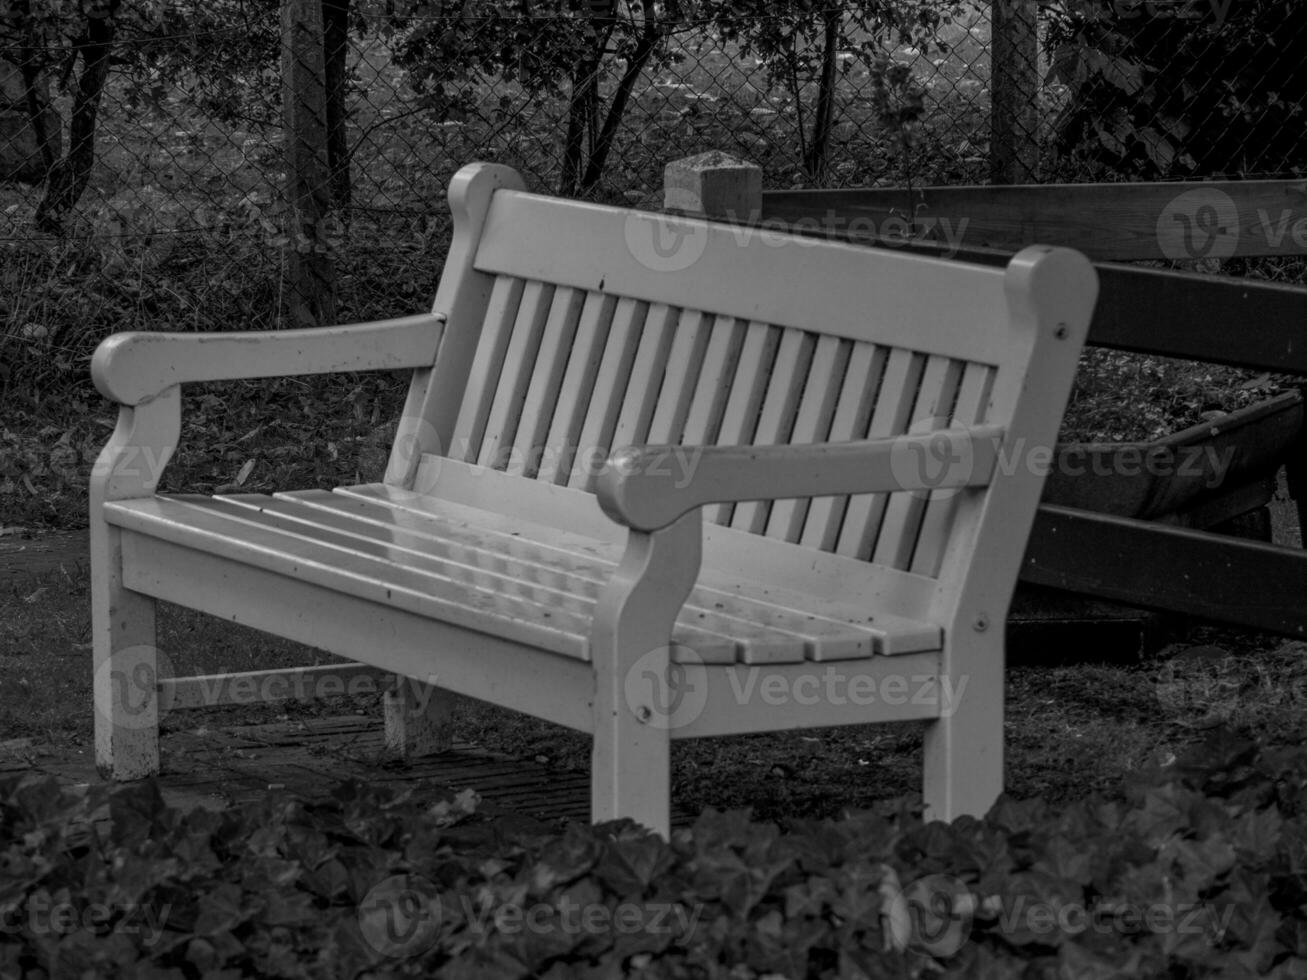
[{"xmin": 194, "ymin": 883, "xmax": 249, "ymax": 936}]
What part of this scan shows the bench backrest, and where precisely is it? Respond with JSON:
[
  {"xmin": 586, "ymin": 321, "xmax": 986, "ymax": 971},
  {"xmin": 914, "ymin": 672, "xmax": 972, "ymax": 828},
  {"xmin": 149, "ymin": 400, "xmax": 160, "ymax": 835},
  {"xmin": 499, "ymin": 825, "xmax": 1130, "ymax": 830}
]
[{"xmin": 387, "ymin": 164, "xmax": 1098, "ymax": 624}]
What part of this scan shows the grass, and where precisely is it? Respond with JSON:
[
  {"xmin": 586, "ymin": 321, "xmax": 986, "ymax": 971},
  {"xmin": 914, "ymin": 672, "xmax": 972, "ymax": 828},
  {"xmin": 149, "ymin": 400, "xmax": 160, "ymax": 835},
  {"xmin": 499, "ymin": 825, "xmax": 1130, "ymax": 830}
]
[{"xmin": 5, "ymin": 557, "xmax": 1307, "ymax": 824}]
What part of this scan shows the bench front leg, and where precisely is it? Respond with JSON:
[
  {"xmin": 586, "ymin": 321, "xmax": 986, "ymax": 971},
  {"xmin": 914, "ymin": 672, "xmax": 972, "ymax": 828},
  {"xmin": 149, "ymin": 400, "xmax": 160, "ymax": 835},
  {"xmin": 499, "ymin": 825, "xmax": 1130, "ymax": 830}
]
[
  {"xmin": 90, "ymin": 389, "xmax": 180, "ymax": 779},
  {"xmin": 590, "ymin": 511, "xmax": 703, "ymax": 838}
]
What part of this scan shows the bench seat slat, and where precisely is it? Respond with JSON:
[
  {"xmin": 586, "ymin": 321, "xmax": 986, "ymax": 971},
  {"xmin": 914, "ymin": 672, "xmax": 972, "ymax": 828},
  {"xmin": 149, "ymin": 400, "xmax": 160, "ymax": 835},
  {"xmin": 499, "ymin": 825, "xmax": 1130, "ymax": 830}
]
[
  {"xmin": 331, "ymin": 484, "xmax": 943, "ymax": 658},
  {"xmin": 103, "ymin": 491, "xmax": 941, "ymax": 665},
  {"xmin": 214, "ymin": 494, "xmax": 823, "ymax": 664},
  {"xmin": 284, "ymin": 490, "xmax": 892, "ymax": 662},
  {"xmin": 104, "ymin": 496, "xmax": 595, "ymax": 660}
]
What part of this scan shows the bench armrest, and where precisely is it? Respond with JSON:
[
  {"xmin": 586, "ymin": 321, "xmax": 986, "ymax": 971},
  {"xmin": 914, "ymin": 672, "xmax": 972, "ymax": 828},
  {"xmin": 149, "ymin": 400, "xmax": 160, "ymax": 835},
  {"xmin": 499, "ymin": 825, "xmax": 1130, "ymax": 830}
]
[
  {"xmin": 596, "ymin": 425, "xmax": 1007, "ymax": 531},
  {"xmin": 91, "ymin": 314, "xmax": 445, "ymax": 406}
]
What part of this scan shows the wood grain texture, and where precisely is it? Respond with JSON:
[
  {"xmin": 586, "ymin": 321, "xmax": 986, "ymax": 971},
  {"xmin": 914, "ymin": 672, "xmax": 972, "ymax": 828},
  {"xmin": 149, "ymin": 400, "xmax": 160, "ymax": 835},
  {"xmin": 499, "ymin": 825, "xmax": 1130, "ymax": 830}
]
[
  {"xmin": 93, "ymin": 315, "xmax": 443, "ymax": 406},
  {"xmin": 89, "ymin": 164, "xmax": 1100, "ymax": 834},
  {"xmin": 764, "ymin": 180, "xmax": 1307, "ymax": 261}
]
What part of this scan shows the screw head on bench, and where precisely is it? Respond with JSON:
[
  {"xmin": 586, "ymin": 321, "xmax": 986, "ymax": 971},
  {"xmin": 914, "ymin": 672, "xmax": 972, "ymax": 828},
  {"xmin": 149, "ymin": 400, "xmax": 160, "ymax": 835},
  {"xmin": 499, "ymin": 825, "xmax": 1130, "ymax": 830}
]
[
  {"xmin": 973, "ymin": 614, "xmax": 989, "ymax": 632},
  {"xmin": 1054, "ymin": 323, "xmax": 1069, "ymax": 339},
  {"xmin": 636, "ymin": 705, "xmax": 653, "ymax": 723}
]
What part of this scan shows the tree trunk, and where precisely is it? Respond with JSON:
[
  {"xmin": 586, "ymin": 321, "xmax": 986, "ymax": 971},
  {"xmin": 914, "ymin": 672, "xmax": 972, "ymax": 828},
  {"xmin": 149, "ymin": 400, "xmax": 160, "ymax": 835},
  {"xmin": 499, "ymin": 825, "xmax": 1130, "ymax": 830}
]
[
  {"xmin": 34, "ymin": 0, "xmax": 120, "ymax": 232},
  {"xmin": 322, "ymin": 0, "xmax": 351, "ymax": 208},
  {"xmin": 804, "ymin": 2, "xmax": 842, "ymax": 184},
  {"xmin": 991, "ymin": 0, "xmax": 1040, "ymax": 183},
  {"xmin": 282, "ymin": 0, "xmax": 337, "ymax": 326},
  {"xmin": 578, "ymin": 0, "xmax": 661, "ymax": 193}
]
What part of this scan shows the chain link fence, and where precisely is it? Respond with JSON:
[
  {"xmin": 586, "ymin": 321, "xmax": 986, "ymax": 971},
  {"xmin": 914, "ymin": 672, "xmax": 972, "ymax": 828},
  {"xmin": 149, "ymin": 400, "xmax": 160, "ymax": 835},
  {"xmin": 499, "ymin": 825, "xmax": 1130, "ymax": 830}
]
[{"xmin": 2, "ymin": 0, "xmax": 1306, "ymax": 370}]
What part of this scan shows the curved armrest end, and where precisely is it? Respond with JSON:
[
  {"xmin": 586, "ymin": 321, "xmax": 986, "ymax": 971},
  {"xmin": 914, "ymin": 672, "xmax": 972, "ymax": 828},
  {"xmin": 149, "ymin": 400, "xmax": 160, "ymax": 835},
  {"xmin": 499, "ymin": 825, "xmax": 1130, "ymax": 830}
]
[
  {"xmin": 92, "ymin": 332, "xmax": 156, "ymax": 406},
  {"xmin": 596, "ymin": 446, "xmax": 684, "ymax": 532}
]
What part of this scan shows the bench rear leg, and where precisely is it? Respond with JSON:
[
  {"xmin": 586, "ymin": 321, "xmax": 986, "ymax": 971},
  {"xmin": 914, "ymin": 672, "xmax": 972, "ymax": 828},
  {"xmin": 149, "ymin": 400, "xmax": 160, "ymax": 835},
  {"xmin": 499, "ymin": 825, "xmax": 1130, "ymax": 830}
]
[
  {"xmin": 91, "ymin": 523, "xmax": 161, "ymax": 780},
  {"xmin": 921, "ymin": 634, "xmax": 1003, "ymax": 822},
  {"xmin": 384, "ymin": 678, "xmax": 455, "ymax": 758}
]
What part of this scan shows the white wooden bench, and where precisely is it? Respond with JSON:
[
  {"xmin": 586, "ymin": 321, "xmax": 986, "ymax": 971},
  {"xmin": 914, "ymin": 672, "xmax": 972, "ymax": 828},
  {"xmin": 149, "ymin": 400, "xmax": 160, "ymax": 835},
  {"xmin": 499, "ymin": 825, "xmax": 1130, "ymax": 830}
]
[{"xmin": 90, "ymin": 162, "xmax": 1098, "ymax": 835}]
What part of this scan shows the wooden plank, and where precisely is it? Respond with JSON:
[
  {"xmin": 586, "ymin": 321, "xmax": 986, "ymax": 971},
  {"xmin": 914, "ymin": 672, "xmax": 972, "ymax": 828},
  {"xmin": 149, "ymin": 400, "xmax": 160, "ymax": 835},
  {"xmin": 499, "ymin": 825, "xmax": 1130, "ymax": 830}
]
[
  {"xmin": 1089, "ymin": 263, "xmax": 1307, "ymax": 374},
  {"xmin": 911, "ymin": 362, "xmax": 994, "ymax": 577},
  {"xmin": 537, "ymin": 292, "xmax": 618, "ymax": 485},
  {"xmin": 478, "ymin": 280, "xmax": 555, "ymax": 468},
  {"xmin": 590, "ymin": 301, "xmax": 676, "ymax": 490},
  {"xmin": 92, "ymin": 314, "xmax": 443, "ymax": 407},
  {"xmin": 765, "ymin": 335, "xmax": 847, "ymax": 543},
  {"xmin": 1022, "ymin": 505, "xmax": 1307, "ymax": 637},
  {"xmin": 645, "ymin": 309, "xmax": 714, "ymax": 444},
  {"xmin": 872, "ymin": 355, "xmax": 964, "ymax": 569},
  {"xmin": 108, "ymin": 497, "xmax": 598, "ymax": 659},
  {"xmin": 708, "ymin": 320, "xmax": 779, "ymax": 526},
  {"xmin": 762, "ymin": 179, "xmax": 1307, "ymax": 262},
  {"xmin": 474, "ymin": 190, "xmax": 1012, "ymax": 365},
  {"xmin": 450, "ymin": 275, "xmax": 524, "ymax": 462},
  {"xmin": 755, "ymin": 197, "xmax": 1307, "ymax": 374},
  {"xmin": 509, "ymin": 287, "xmax": 586, "ymax": 476},
  {"xmin": 395, "ymin": 461, "xmax": 942, "ymax": 624},
  {"xmin": 334, "ymin": 481, "xmax": 942, "ymax": 649},
  {"xmin": 215, "ymin": 492, "xmax": 895, "ymax": 664},
  {"xmin": 568, "ymin": 297, "xmax": 650, "ymax": 490},
  {"xmin": 836, "ymin": 348, "xmax": 923, "ymax": 558},
  {"xmin": 115, "ymin": 532, "xmax": 599, "ymax": 732},
  {"xmin": 800, "ymin": 342, "xmax": 885, "ymax": 551},
  {"xmin": 732, "ymin": 328, "xmax": 814, "ymax": 534},
  {"xmin": 680, "ymin": 315, "xmax": 745, "ymax": 449},
  {"xmin": 162, "ymin": 663, "xmax": 391, "ymax": 710}
]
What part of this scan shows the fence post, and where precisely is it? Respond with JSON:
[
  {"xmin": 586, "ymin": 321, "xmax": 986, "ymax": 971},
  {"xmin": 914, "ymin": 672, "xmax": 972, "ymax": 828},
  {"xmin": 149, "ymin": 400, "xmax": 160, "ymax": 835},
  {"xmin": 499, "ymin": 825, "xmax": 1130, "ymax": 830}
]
[
  {"xmin": 282, "ymin": 0, "xmax": 337, "ymax": 327},
  {"xmin": 664, "ymin": 151, "xmax": 762, "ymax": 220},
  {"xmin": 990, "ymin": 0, "xmax": 1040, "ymax": 184}
]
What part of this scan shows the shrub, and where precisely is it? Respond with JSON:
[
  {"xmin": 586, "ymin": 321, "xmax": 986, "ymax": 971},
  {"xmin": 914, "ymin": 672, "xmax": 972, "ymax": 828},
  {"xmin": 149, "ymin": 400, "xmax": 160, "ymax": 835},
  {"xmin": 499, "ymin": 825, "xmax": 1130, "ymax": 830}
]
[{"xmin": 3, "ymin": 729, "xmax": 1306, "ymax": 978}]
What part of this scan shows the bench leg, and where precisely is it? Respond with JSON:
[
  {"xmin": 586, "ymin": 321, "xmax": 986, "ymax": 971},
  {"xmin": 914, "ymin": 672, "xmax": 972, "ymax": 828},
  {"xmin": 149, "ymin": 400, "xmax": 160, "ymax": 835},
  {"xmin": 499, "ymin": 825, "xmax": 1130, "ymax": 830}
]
[
  {"xmin": 91, "ymin": 523, "xmax": 161, "ymax": 780},
  {"xmin": 921, "ymin": 635, "xmax": 1003, "ymax": 823},
  {"xmin": 590, "ymin": 514, "xmax": 701, "ymax": 839},
  {"xmin": 384, "ymin": 678, "xmax": 455, "ymax": 758},
  {"xmin": 592, "ymin": 694, "xmax": 672, "ymax": 837}
]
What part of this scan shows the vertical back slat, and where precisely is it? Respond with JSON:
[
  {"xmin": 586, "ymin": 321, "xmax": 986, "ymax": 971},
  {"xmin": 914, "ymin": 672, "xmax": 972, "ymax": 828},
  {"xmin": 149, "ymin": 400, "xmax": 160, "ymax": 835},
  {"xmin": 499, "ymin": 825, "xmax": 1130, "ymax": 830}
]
[
  {"xmin": 765, "ymin": 335, "xmax": 849, "ymax": 543},
  {"xmin": 477, "ymin": 280, "xmax": 555, "ymax": 468},
  {"xmin": 587, "ymin": 303, "xmax": 678, "ymax": 490},
  {"xmin": 870, "ymin": 355, "xmax": 965, "ymax": 568},
  {"xmin": 706, "ymin": 321, "xmax": 779, "ymax": 525},
  {"xmin": 909, "ymin": 362, "xmax": 996, "ymax": 576},
  {"xmin": 506, "ymin": 287, "xmax": 586, "ymax": 476},
  {"xmin": 537, "ymin": 292, "xmax": 618, "ymax": 485},
  {"xmin": 645, "ymin": 310, "xmax": 715, "ymax": 444},
  {"xmin": 568, "ymin": 297, "xmax": 649, "ymax": 489},
  {"xmin": 834, "ymin": 347, "xmax": 924, "ymax": 558},
  {"xmin": 449, "ymin": 275, "xmax": 524, "ymax": 462},
  {"xmin": 731, "ymin": 328, "xmax": 815, "ymax": 534},
  {"xmin": 680, "ymin": 316, "xmax": 746, "ymax": 447},
  {"xmin": 799, "ymin": 341, "xmax": 886, "ymax": 550}
]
